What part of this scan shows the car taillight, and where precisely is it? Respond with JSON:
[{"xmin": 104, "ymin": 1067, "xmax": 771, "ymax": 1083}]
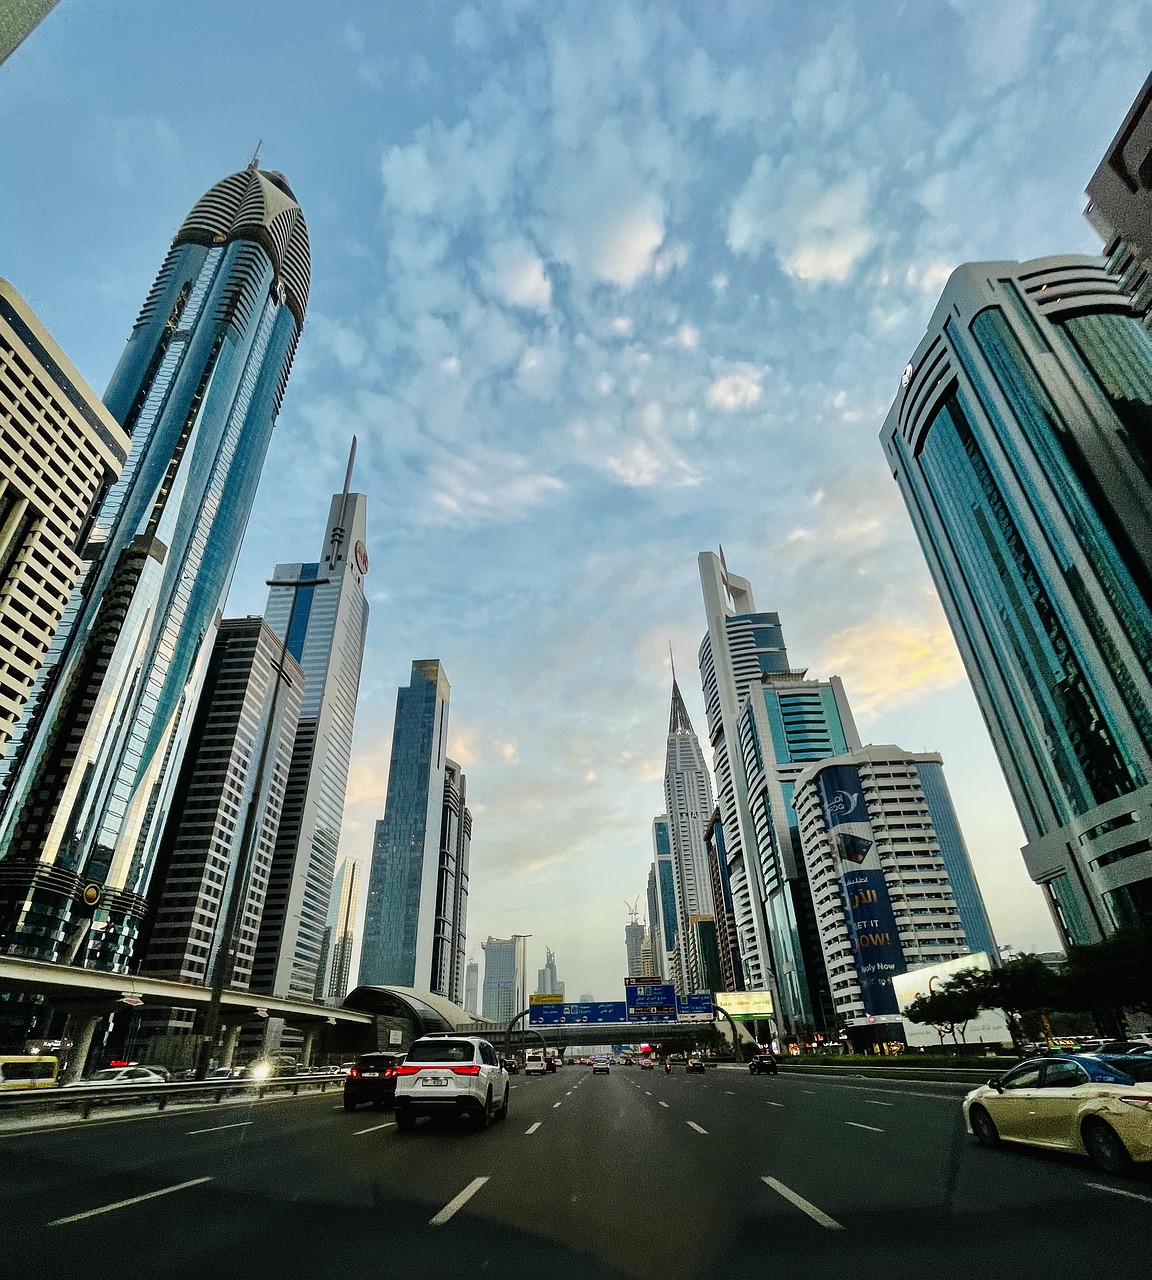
[
  {"xmin": 383, "ymin": 1068, "xmax": 395, "ymax": 1078},
  {"xmin": 394, "ymin": 1065, "xmax": 423, "ymax": 1075},
  {"xmin": 450, "ymin": 1065, "xmax": 481, "ymax": 1075},
  {"xmin": 348, "ymin": 1067, "xmax": 359, "ymax": 1078},
  {"xmin": 1120, "ymin": 1094, "xmax": 1152, "ymax": 1111}
]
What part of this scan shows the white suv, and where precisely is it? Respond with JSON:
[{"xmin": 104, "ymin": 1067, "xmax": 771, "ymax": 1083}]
[{"xmin": 392, "ymin": 1036, "xmax": 509, "ymax": 1132}]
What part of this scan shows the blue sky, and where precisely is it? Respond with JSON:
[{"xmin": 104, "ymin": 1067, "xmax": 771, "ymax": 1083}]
[{"xmin": 2, "ymin": 1, "xmax": 1150, "ymax": 1001}]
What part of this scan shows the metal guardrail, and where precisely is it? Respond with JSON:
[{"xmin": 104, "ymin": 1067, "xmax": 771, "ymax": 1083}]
[
  {"xmin": 0, "ymin": 1071, "xmax": 346, "ymax": 1121},
  {"xmin": 771, "ymin": 1061, "xmax": 1011, "ymax": 1085}
]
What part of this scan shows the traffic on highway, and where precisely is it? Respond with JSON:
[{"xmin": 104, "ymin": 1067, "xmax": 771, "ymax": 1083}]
[{"xmin": 4, "ymin": 1046, "xmax": 1151, "ymax": 1279}]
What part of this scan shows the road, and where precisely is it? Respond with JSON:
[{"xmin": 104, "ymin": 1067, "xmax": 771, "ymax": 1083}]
[{"xmin": 2, "ymin": 1064, "xmax": 1149, "ymax": 1278}]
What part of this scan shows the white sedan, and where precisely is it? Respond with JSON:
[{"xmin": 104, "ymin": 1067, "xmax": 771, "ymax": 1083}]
[{"xmin": 65, "ymin": 1066, "xmax": 170, "ymax": 1088}]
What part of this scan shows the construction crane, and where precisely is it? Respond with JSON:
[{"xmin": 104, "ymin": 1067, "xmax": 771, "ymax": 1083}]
[{"xmin": 625, "ymin": 898, "xmax": 641, "ymax": 924}]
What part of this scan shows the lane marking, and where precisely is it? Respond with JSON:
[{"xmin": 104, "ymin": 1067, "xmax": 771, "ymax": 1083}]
[
  {"xmin": 1086, "ymin": 1182, "xmax": 1152, "ymax": 1204},
  {"xmin": 658, "ymin": 1101, "xmax": 670, "ymax": 1108},
  {"xmin": 644, "ymin": 1091, "xmax": 652, "ymax": 1096},
  {"xmin": 553, "ymin": 1101, "xmax": 562, "ymax": 1108},
  {"xmin": 332, "ymin": 1105, "xmax": 345, "ymax": 1110},
  {"xmin": 761, "ymin": 1176, "xmax": 844, "ymax": 1231},
  {"xmin": 429, "ymin": 1176, "xmax": 490, "ymax": 1227},
  {"xmin": 845, "ymin": 1121, "xmax": 884, "ymax": 1133},
  {"xmin": 802, "ymin": 1090, "xmax": 816, "ymax": 1095},
  {"xmin": 186, "ymin": 1121, "xmax": 253, "ymax": 1135},
  {"xmin": 566, "ymin": 1091, "xmax": 573, "ymax": 1096},
  {"xmin": 525, "ymin": 1122, "xmax": 542, "ymax": 1135},
  {"xmin": 49, "ymin": 1177, "xmax": 213, "ymax": 1226},
  {"xmin": 687, "ymin": 1121, "xmax": 708, "ymax": 1134},
  {"xmin": 865, "ymin": 1100, "xmax": 894, "ymax": 1107},
  {"xmin": 766, "ymin": 1101, "xmax": 785, "ymax": 1108},
  {"xmin": 353, "ymin": 1122, "xmax": 395, "ymax": 1135},
  {"xmin": 724, "ymin": 1090, "xmax": 735, "ymax": 1095}
]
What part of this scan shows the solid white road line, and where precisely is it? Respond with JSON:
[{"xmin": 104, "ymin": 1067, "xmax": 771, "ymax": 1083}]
[
  {"xmin": 49, "ymin": 1177, "xmax": 213, "ymax": 1226},
  {"xmin": 186, "ymin": 1122, "xmax": 253, "ymax": 1134},
  {"xmin": 865, "ymin": 1100, "xmax": 894, "ymax": 1107},
  {"xmin": 525, "ymin": 1122, "xmax": 542, "ymax": 1135},
  {"xmin": 761, "ymin": 1176, "xmax": 844, "ymax": 1231},
  {"xmin": 1086, "ymin": 1182, "xmax": 1152, "ymax": 1204},
  {"xmin": 430, "ymin": 1176, "xmax": 490, "ymax": 1226},
  {"xmin": 845, "ymin": 1121, "xmax": 884, "ymax": 1132},
  {"xmin": 353, "ymin": 1122, "xmax": 395, "ymax": 1135},
  {"xmin": 687, "ymin": 1121, "xmax": 708, "ymax": 1134},
  {"xmin": 658, "ymin": 1101, "xmax": 670, "ymax": 1108}
]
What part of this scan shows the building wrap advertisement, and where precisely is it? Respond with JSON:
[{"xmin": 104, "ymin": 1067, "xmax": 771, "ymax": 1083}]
[{"xmin": 815, "ymin": 765, "xmax": 906, "ymax": 1016}]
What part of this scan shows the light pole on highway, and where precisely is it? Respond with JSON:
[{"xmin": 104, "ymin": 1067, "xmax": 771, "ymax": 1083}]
[{"xmin": 195, "ymin": 575, "xmax": 329, "ymax": 1078}]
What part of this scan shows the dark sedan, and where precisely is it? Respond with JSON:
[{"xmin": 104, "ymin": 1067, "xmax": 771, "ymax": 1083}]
[
  {"xmin": 343, "ymin": 1052, "xmax": 404, "ymax": 1111},
  {"xmin": 749, "ymin": 1054, "xmax": 778, "ymax": 1075},
  {"xmin": 686, "ymin": 1057, "xmax": 706, "ymax": 1074}
]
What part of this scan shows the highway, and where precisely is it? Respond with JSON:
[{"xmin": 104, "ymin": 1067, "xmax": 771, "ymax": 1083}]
[{"xmin": 3, "ymin": 1064, "xmax": 1149, "ymax": 1278}]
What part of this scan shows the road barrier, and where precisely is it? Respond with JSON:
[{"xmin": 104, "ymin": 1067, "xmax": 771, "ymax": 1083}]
[{"xmin": 0, "ymin": 1071, "xmax": 346, "ymax": 1122}]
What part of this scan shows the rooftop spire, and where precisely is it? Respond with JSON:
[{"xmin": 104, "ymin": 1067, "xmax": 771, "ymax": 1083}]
[
  {"xmin": 247, "ymin": 139, "xmax": 263, "ymax": 171},
  {"xmin": 669, "ymin": 659, "xmax": 694, "ymax": 735}
]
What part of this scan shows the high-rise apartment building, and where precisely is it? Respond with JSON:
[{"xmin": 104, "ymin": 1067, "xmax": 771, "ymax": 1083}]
[
  {"xmin": 624, "ymin": 918, "xmax": 647, "ymax": 978},
  {"xmin": 536, "ymin": 947, "xmax": 564, "ymax": 997},
  {"xmin": 644, "ymin": 862, "xmax": 663, "ymax": 981},
  {"xmin": 662, "ymin": 674, "xmax": 716, "ymax": 992},
  {"xmin": 792, "ymin": 746, "xmax": 998, "ymax": 1035},
  {"xmin": 139, "ymin": 618, "xmax": 303, "ymax": 1001},
  {"xmin": 481, "ymin": 934, "xmax": 527, "ymax": 1024},
  {"xmin": 0, "ymin": 280, "xmax": 129, "ymax": 756},
  {"xmin": 359, "ymin": 661, "xmax": 471, "ymax": 1000},
  {"xmin": 464, "ymin": 959, "xmax": 479, "ymax": 1015},
  {"xmin": 323, "ymin": 856, "xmax": 361, "ymax": 1004},
  {"xmin": 651, "ymin": 817, "xmax": 679, "ymax": 984},
  {"xmin": 252, "ymin": 483, "xmax": 369, "ymax": 1005},
  {"xmin": 705, "ymin": 809, "xmax": 743, "ymax": 992},
  {"xmin": 882, "ymin": 256, "xmax": 1152, "ymax": 944},
  {"xmin": 0, "ymin": 162, "xmax": 309, "ymax": 970},
  {"xmin": 1085, "ymin": 72, "xmax": 1152, "ymax": 313}
]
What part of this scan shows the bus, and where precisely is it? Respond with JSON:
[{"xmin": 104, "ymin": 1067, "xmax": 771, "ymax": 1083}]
[{"xmin": 0, "ymin": 1055, "xmax": 60, "ymax": 1090}]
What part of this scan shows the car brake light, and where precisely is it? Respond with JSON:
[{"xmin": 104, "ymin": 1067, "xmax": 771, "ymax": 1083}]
[
  {"xmin": 1120, "ymin": 1094, "xmax": 1152, "ymax": 1111},
  {"xmin": 348, "ymin": 1067, "xmax": 359, "ymax": 1078},
  {"xmin": 450, "ymin": 1065, "xmax": 481, "ymax": 1075},
  {"xmin": 383, "ymin": 1067, "xmax": 395, "ymax": 1078},
  {"xmin": 394, "ymin": 1065, "xmax": 423, "ymax": 1075}
]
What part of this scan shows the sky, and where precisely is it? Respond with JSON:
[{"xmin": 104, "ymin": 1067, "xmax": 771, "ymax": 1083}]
[{"xmin": 1, "ymin": 1, "xmax": 1150, "ymax": 1003}]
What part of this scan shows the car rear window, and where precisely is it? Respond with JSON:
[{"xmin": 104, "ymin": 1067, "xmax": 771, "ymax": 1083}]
[
  {"xmin": 1100, "ymin": 1056, "xmax": 1152, "ymax": 1082},
  {"xmin": 356, "ymin": 1054, "xmax": 399, "ymax": 1069},
  {"xmin": 408, "ymin": 1040, "xmax": 475, "ymax": 1063}
]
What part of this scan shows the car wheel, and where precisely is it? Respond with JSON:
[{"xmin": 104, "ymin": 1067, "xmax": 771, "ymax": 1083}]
[
  {"xmin": 394, "ymin": 1108, "xmax": 416, "ymax": 1133},
  {"xmin": 343, "ymin": 1097, "xmax": 358, "ymax": 1112},
  {"xmin": 497, "ymin": 1086, "xmax": 509, "ymax": 1120},
  {"xmin": 969, "ymin": 1105, "xmax": 1000, "ymax": 1148},
  {"xmin": 475, "ymin": 1089, "xmax": 492, "ymax": 1130},
  {"xmin": 1082, "ymin": 1118, "xmax": 1132, "ymax": 1176}
]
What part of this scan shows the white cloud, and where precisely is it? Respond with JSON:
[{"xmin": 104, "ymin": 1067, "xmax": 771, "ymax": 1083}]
[
  {"xmin": 728, "ymin": 159, "xmax": 876, "ymax": 284},
  {"xmin": 706, "ymin": 364, "xmax": 762, "ymax": 411},
  {"xmin": 589, "ymin": 199, "xmax": 665, "ymax": 286},
  {"xmin": 427, "ymin": 448, "xmax": 565, "ymax": 526},
  {"xmin": 667, "ymin": 324, "xmax": 699, "ymax": 349},
  {"xmin": 483, "ymin": 239, "xmax": 552, "ymax": 311},
  {"xmin": 949, "ymin": 0, "xmax": 1040, "ymax": 93}
]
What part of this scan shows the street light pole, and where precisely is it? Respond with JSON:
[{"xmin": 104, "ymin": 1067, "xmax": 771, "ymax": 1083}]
[{"xmin": 195, "ymin": 575, "xmax": 329, "ymax": 1078}]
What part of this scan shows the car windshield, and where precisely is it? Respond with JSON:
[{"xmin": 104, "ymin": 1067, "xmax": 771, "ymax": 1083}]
[{"xmin": 408, "ymin": 1041, "xmax": 475, "ymax": 1063}]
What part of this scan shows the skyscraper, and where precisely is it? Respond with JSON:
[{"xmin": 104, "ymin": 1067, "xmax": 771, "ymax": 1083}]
[
  {"xmin": 322, "ymin": 856, "xmax": 362, "ymax": 1004},
  {"xmin": 481, "ymin": 935, "xmax": 523, "ymax": 1024},
  {"xmin": 644, "ymin": 862, "xmax": 663, "ymax": 981},
  {"xmin": 624, "ymin": 918, "xmax": 646, "ymax": 977},
  {"xmin": 536, "ymin": 947, "xmax": 564, "ymax": 997},
  {"xmin": 250, "ymin": 477, "xmax": 369, "ymax": 1004},
  {"xmin": 0, "ymin": 161, "xmax": 309, "ymax": 970},
  {"xmin": 359, "ymin": 660, "xmax": 471, "ymax": 998},
  {"xmin": 792, "ymin": 746, "xmax": 998, "ymax": 1039},
  {"xmin": 651, "ymin": 816, "xmax": 679, "ymax": 985},
  {"xmin": 139, "ymin": 619, "xmax": 303, "ymax": 998},
  {"xmin": 705, "ymin": 808, "xmax": 742, "ymax": 992},
  {"xmin": 0, "ymin": 279, "xmax": 130, "ymax": 754},
  {"xmin": 882, "ymin": 256, "xmax": 1152, "ymax": 943},
  {"xmin": 662, "ymin": 671, "xmax": 716, "ymax": 992},
  {"xmin": 463, "ymin": 959, "xmax": 479, "ymax": 1016},
  {"xmin": 0, "ymin": 1, "xmax": 60, "ymax": 63}
]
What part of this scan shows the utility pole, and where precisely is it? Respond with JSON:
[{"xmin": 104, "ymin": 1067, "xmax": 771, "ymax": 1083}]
[{"xmin": 195, "ymin": 575, "xmax": 328, "ymax": 1077}]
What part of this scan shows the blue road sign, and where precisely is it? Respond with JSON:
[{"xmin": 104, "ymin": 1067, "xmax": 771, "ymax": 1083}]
[
  {"xmin": 676, "ymin": 992, "xmax": 715, "ymax": 1020},
  {"xmin": 625, "ymin": 980, "xmax": 678, "ymax": 1023},
  {"xmin": 529, "ymin": 1000, "xmax": 629, "ymax": 1025}
]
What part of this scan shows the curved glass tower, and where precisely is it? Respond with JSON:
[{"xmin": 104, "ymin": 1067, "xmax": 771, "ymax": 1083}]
[{"xmin": 0, "ymin": 161, "xmax": 309, "ymax": 971}]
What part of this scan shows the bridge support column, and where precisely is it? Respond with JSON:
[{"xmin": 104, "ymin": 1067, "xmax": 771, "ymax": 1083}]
[
  {"xmin": 61, "ymin": 1010, "xmax": 104, "ymax": 1084},
  {"xmin": 221, "ymin": 1022, "xmax": 243, "ymax": 1068},
  {"xmin": 300, "ymin": 1025, "xmax": 319, "ymax": 1068}
]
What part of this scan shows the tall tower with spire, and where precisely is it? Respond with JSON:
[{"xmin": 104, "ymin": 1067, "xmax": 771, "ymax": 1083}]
[
  {"xmin": 663, "ymin": 656, "xmax": 716, "ymax": 993},
  {"xmin": 0, "ymin": 162, "xmax": 309, "ymax": 971}
]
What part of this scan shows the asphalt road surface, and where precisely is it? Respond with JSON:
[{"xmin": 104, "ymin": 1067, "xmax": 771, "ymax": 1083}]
[{"xmin": 3, "ymin": 1064, "xmax": 1149, "ymax": 1279}]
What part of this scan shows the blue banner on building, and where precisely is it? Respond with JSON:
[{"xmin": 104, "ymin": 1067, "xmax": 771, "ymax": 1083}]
[{"xmin": 815, "ymin": 765, "xmax": 906, "ymax": 1017}]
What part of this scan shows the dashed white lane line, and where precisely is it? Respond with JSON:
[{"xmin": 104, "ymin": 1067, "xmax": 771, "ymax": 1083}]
[
  {"xmin": 1087, "ymin": 1182, "xmax": 1152, "ymax": 1204},
  {"xmin": 644, "ymin": 1091, "xmax": 652, "ymax": 1096},
  {"xmin": 186, "ymin": 1121, "xmax": 253, "ymax": 1135},
  {"xmin": 724, "ymin": 1090, "xmax": 735, "ymax": 1095},
  {"xmin": 687, "ymin": 1121, "xmax": 708, "ymax": 1134},
  {"xmin": 658, "ymin": 1101, "xmax": 670, "ymax": 1109},
  {"xmin": 49, "ymin": 1177, "xmax": 213, "ymax": 1226},
  {"xmin": 525, "ymin": 1122, "xmax": 542, "ymax": 1135},
  {"xmin": 429, "ymin": 1176, "xmax": 490, "ymax": 1227},
  {"xmin": 353, "ymin": 1122, "xmax": 395, "ymax": 1135},
  {"xmin": 865, "ymin": 1100, "xmax": 894, "ymax": 1107},
  {"xmin": 566, "ymin": 1091, "xmax": 573, "ymax": 1096},
  {"xmin": 802, "ymin": 1090, "xmax": 817, "ymax": 1095},
  {"xmin": 845, "ymin": 1121, "xmax": 884, "ymax": 1133},
  {"xmin": 761, "ymin": 1176, "xmax": 844, "ymax": 1231},
  {"xmin": 553, "ymin": 1101, "xmax": 562, "ymax": 1108},
  {"xmin": 765, "ymin": 1101, "xmax": 785, "ymax": 1108}
]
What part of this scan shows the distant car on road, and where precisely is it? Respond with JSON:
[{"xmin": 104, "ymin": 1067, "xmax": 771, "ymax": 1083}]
[
  {"xmin": 501, "ymin": 1058, "xmax": 519, "ymax": 1074},
  {"xmin": 964, "ymin": 1053, "xmax": 1152, "ymax": 1175},
  {"xmin": 686, "ymin": 1057, "xmax": 706, "ymax": 1074},
  {"xmin": 392, "ymin": 1035, "xmax": 508, "ymax": 1132},
  {"xmin": 65, "ymin": 1066, "xmax": 170, "ymax": 1088},
  {"xmin": 639, "ymin": 1057, "xmax": 654, "ymax": 1070},
  {"xmin": 524, "ymin": 1051, "xmax": 547, "ymax": 1076},
  {"xmin": 749, "ymin": 1054, "xmax": 778, "ymax": 1076},
  {"xmin": 343, "ymin": 1052, "xmax": 404, "ymax": 1111},
  {"xmin": 592, "ymin": 1056, "xmax": 610, "ymax": 1075}
]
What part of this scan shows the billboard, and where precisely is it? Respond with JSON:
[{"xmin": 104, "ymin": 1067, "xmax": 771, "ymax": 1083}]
[
  {"xmin": 891, "ymin": 952, "xmax": 1013, "ymax": 1048},
  {"xmin": 815, "ymin": 764, "xmax": 906, "ymax": 1017},
  {"xmin": 715, "ymin": 990, "xmax": 774, "ymax": 1020},
  {"xmin": 624, "ymin": 979, "xmax": 678, "ymax": 1023},
  {"xmin": 529, "ymin": 1000, "xmax": 628, "ymax": 1026},
  {"xmin": 676, "ymin": 992, "xmax": 715, "ymax": 1021}
]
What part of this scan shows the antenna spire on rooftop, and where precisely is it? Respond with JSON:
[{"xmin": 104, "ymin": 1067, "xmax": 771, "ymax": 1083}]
[{"xmin": 247, "ymin": 139, "xmax": 263, "ymax": 171}]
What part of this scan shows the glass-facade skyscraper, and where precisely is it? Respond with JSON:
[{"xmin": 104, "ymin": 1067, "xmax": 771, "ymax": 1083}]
[
  {"xmin": 651, "ymin": 816, "xmax": 679, "ymax": 984},
  {"xmin": 0, "ymin": 162, "xmax": 309, "ymax": 970},
  {"xmin": 359, "ymin": 660, "xmax": 471, "ymax": 1001},
  {"xmin": 250, "ymin": 485, "xmax": 369, "ymax": 1006},
  {"xmin": 882, "ymin": 256, "xmax": 1152, "ymax": 943}
]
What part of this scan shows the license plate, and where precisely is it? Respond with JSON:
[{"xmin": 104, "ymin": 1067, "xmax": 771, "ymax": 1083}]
[
  {"xmin": 421, "ymin": 1077, "xmax": 448, "ymax": 1087},
  {"xmin": 362, "ymin": 1072, "xmax": 379, "ymax": 1077}
]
